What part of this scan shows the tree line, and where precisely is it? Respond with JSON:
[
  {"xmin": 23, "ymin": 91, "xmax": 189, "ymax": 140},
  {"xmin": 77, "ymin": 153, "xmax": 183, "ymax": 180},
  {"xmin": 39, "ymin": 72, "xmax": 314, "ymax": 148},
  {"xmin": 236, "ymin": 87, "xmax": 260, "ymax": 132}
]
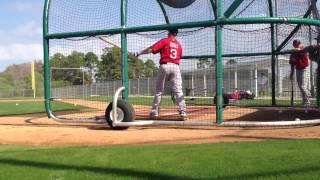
[
  {"xmin": 50, "ymin": 47, "xmax": 158, "ymax": 86},
  {"xmin": 0, "ymin": 61, "xmax": 44, "ymax": 97},
  {"xmin": 0, "ymin": 47, "xmax": 158, "ymax": 96}
]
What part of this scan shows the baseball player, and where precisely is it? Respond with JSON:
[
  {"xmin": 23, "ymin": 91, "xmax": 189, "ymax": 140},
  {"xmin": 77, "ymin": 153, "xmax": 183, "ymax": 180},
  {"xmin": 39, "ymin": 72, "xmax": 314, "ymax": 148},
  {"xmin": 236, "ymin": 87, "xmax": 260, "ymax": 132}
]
[
  {"xmin": 289, "ymin": 39, "xmax": 310, "ymax": 106},
  {"xmin": 136, "ymin": 29, "xmax": 187, "ymax": 120}
]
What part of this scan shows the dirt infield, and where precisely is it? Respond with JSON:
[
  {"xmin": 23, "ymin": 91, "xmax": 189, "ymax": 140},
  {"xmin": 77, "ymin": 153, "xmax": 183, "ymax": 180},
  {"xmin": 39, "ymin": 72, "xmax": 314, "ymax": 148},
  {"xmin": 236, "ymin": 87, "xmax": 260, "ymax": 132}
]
[
  {"xmin": 0, "ymin": 98, "xmax": 319, "ymax": 146},
  {"xmin": 57, "ymin": 98, "xmax": 320, "ymax": 122},
  {"xmin": 0, "ymin": 113, "xmax": 320, "ymax": 146}
]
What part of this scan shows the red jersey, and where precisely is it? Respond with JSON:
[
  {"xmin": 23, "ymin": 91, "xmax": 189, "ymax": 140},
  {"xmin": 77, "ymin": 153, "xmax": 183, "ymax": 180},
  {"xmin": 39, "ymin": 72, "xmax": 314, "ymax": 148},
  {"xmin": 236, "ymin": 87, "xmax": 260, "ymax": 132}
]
[
  {"xmin": 150, "ymin": 36, "xmax": 182, "ymax": 65},
  {"xmin": 289, "ymin": 47, "xmax": 309, "ymax": 70}
]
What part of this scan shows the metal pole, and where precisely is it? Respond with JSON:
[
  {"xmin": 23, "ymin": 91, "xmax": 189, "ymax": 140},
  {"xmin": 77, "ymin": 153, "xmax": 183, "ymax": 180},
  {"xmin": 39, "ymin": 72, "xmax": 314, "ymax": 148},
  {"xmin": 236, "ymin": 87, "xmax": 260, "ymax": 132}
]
[
  {"xmin": 254, "ymin": 65, "xmax": 258, "ymax": 97},
  {"xmin": 268, "ymin": 0, "xmax": 276, "ymax": 105},
  {"xmin": 310, "ymin": 0, "xmax": 320, "ymax": 107},
  {"xmin": 46, "ymin": 17, "xmax": 320, "ymax": 40},
  {"xmin": 121, "ymin": 0, "xmax": 129, "ymax": 100},
  {"xmin": 138, "ymin": 78, "xmax": 140, "ymax": 95},
  {"xmin": 216, "ymin": 0, "xmax": 223, "ymax": 124},
  {"xmin": 274, "ymin": 0, "xmax": 281, "ymax": 98},
  {"xmin": 250, "ymin": 68, "xmax": 253, "ymax": 95},
  {"xmin": 147, "ymin": 78, "xmax": 150, "ymax": 96},
  {"xmin": 234, "ymin": 70, "xmax": 238, "ymax": 90},
  {"xmin": 308, "ymin": 24, "xmax": 315, "ymax": 98},
  {"xmin": 191, "ymin": 74, "xmax": 195, "ymax": 96},
  {"xmin": 43, "ymin": 0, "xmax": 53, "ymax": 118},
  {"xmin": 204, "ymin": 73, "xmax": 207, "ymax": 96},
  {"xmin": 82, "ymin": 70, "xmax": 85, "ymax": 97}
]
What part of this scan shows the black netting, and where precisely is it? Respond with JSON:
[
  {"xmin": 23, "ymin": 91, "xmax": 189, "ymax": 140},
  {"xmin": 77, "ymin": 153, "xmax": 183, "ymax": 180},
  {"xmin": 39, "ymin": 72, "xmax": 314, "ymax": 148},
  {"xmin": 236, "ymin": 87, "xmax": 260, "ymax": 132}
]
[
  {"xmin": 48, "ymin": 0, "xmax": 120, "ymax": 34},
  {"xmin": 223, "ymin": 0, "xmax": 269, "ymax": 18},
  {"xmin": 223, "ymin": 24, "xmax": 271, "ymax": 54},
  {"xmin": 161, "ymin": 0, "xmax": 214, "ymax": 23},
  {"xmin": 45, "ymin": 0, "xmax": 320, "ymax": 123},
  {"xmin": 277, "ymin": 0, "xmax": 309, "ymax": 17}
]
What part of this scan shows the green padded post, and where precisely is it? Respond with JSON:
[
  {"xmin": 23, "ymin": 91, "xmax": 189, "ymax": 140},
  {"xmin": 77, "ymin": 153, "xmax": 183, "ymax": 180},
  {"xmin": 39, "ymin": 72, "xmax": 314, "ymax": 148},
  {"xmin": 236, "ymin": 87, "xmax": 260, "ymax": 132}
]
[
  {"xmin": 268, "ymin": 0, "xmax": 276, "ymax": 106},
  {"xmin": 43, "ymin": 0, "xmax": 53, "ymax": 118},
  {"xmin": 121, "ymin": 0, "xmax": 129, "ymax": 100},
  {"xmin": 216, "ymin": 0, "xmax": 223, "ymax": 124}
]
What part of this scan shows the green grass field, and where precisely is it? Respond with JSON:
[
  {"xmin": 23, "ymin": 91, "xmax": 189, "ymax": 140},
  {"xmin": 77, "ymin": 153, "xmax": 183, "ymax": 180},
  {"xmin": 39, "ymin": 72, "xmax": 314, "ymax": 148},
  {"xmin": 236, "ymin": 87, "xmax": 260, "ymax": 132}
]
[
  {"xmin": 0, "ymin": 140, "xmax": 318, "ymax": 179},
  {"xmin": 0, "ymin": 101, "xmax": 85, "ymax": 116}
]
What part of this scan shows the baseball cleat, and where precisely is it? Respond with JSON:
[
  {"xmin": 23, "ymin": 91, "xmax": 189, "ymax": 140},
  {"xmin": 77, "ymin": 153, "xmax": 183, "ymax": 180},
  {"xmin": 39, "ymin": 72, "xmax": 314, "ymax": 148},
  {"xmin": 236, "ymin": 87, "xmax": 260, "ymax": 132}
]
[
  {"xmin": 149, "ymin": 110, "xmax": 159, "ymax": 119},
  {"xmin": 178, "ymin": 111, "xmax": 188, "ymax": 121}
]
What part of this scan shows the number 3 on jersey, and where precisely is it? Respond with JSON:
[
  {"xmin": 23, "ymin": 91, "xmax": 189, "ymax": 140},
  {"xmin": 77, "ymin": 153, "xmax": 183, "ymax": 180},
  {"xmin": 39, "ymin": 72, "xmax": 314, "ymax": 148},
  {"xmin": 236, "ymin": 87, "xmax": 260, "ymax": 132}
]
[{"xmin": 170, "ymin": 49, "xmax": 177, "ymax": 59}]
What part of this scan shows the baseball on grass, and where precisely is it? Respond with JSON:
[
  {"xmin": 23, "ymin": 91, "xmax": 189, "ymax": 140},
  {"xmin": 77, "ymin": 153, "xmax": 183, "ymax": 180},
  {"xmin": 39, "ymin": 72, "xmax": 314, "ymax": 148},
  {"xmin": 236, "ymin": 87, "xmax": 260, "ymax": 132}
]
[{"xmin": 15, "ymin": 103, "xmax": 19, "ymax": 106}]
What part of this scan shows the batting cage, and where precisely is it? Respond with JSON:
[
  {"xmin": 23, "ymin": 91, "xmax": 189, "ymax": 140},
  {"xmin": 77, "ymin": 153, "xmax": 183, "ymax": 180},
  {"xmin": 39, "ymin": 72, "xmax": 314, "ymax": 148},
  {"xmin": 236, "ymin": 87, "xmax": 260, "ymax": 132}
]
[{"xmin": 43, "ymin": 0, "xmax": 320, "ymax": 129}]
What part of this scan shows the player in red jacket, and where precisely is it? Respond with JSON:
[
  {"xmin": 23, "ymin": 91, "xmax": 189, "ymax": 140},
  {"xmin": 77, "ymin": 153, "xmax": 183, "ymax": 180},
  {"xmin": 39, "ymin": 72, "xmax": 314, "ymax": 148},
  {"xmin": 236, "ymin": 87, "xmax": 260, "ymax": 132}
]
[
  {"xmin": 289, "ymin": 39, "xmax": 310, "ymax": 106},
  {"xmin": 136, "ymin": 29, "xmax": 187, "ymax": 120}
]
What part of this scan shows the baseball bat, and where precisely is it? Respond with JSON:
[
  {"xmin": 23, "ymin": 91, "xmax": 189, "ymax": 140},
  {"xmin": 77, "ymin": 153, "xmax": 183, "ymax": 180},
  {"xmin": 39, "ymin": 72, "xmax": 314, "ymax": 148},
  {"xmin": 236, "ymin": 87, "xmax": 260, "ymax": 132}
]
[
  {"xmin": 98, "ymin": 36, "xmax": 121, "ymax": 48},
  {"xmin": 98, "ymin": 36, "xmax": 139, "ymax": 57}
]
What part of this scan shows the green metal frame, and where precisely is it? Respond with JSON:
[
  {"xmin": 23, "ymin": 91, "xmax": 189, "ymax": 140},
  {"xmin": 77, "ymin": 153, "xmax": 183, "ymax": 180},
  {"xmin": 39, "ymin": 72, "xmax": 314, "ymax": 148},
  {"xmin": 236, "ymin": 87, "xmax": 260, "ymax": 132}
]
[
  {"xmin": 216, "ymin": 0, "xmax": 223, "ymax": 124},
  {"xmin": 182, "ymin": 50, "xmax": 299, "ymax": 60},
  {"xmin": 43, "ymin": 0, "xmax": 320, "ymax": 123},
  {"xmin": 268, "ymin": 0, "xmax": 276, "ymax": 106},
  {"xmin": 311, "ymin": 0, "xmax": 320, "ymax": 107},
  {"xmin": 121, "ymin": 0, "xmax": 129, "ymax": 100},
  {"xmin": 43, "ymin": 0, "xmax": 53, "ymax": 118},
  {"xmin": 45, "ymin": 17, "xmax": 320, "ymax": 40}
]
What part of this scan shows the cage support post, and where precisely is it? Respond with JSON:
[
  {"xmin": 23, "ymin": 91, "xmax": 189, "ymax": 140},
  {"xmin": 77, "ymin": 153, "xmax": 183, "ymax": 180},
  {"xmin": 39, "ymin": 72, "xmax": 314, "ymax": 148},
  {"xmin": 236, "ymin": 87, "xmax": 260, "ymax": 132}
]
[
  {"xmin": 310, "ymin": 0, "xmax": 320, "ymax": 107},
  {"xmin": 268, "ymin": 0, "xmax": 276, "ymax": 105},
  {"xmin": 308, "ymin": 25, "xmax": 315, "ymax": 97},
  {"xmin": 121, "ymin": 0, "xmax": 129, "ymax": 100},
  {"xmin": 43, "ymin": 0, "xmax": 54, "ymax": 118},
  {"xmin": 215, "ymin": 0, "xmax": 223, "ymax": 124}
]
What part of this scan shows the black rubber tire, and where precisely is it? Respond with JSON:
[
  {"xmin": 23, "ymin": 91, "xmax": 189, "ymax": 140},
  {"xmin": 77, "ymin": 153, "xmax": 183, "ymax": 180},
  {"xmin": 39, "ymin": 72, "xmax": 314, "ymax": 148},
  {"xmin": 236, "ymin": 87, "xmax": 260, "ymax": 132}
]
[{"xmin": 105, "ymin": 99, "xmax": 135, "ymax": 130}]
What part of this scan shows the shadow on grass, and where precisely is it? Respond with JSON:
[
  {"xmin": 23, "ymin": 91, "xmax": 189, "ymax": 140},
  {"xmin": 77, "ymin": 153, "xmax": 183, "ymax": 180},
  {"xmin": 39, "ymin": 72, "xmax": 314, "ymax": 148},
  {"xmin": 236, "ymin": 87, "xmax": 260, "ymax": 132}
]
[
  {"xmin": 0, "ymin": 158, "xmax": 319, "ymax": 179},
  {"xmin": 221, "ymin": 134, "xmax": 296, "ymax": 141},
  {"xmin": 0, "ymin": 158, "xmax": 193, "ymax": 180}
]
